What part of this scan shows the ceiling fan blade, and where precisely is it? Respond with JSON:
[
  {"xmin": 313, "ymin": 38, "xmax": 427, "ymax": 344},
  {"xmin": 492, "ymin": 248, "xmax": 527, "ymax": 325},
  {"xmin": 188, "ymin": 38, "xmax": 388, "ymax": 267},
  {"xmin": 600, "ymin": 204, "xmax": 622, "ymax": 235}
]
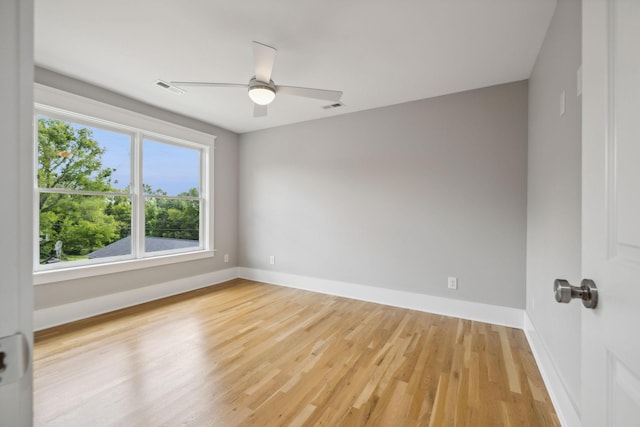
[
  {"xmin": 170, "ymin": 81, "xmax": 247, "ymax": 88},
  {"xmin": 276, "ymin": 85, "xmax": 343, "ymax": 102},
  {"xmin": 253, "ymin": 41, "xmax": 277, "ymax": 83},
  {"xmin": 253, "ymin": 104, "xmax": 268, "ymax": 117}
]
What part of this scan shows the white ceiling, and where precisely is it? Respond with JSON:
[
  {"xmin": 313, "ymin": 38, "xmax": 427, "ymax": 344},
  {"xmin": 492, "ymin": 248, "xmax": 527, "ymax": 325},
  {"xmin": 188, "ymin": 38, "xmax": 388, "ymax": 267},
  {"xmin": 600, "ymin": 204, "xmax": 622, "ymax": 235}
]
[{"xmin": 35, "ymin": 0, "xmax": 556, "ymax": 134}]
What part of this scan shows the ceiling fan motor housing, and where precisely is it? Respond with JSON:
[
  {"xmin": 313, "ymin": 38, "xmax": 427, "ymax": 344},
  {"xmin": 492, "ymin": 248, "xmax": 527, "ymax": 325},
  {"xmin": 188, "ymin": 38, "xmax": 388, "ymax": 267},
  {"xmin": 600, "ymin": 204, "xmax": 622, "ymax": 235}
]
[{"xmin": 249, "ymin": 77, "xmax": 276, "ymax": 91}]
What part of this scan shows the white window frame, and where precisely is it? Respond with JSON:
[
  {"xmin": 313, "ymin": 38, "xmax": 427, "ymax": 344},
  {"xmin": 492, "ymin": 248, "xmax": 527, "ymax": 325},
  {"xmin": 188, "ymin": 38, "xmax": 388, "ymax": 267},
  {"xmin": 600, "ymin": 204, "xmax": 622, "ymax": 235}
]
[{"xmin": 33, "ymin": 84, "xmax": 215, "ymax": 285}]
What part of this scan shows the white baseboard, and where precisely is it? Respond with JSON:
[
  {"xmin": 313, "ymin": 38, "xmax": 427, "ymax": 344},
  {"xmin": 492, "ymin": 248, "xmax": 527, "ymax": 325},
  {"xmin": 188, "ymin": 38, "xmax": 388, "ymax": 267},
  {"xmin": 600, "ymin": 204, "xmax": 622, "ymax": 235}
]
[
  {"xmin": 523, "ymin": 313, "xmax": 581, "ymax": 427},
  {"xmin": 34, "ymin": 267, "xmax": 238, "ymax": 331},
  {"xmin": 237, "ymin": 267, "xmax": 524, "ymax": 329},
  {"xmin": 35, "ymin": 266, "xmax": 525, "ymax": 331}
]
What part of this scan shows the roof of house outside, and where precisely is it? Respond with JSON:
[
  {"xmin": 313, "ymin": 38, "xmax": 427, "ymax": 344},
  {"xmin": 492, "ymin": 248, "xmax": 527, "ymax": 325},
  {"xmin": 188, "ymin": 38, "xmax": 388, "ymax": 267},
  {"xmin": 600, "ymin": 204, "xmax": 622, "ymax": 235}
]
[{"xmin": 87, "ymin": 236, "xmax": 199, "ymax": 259}]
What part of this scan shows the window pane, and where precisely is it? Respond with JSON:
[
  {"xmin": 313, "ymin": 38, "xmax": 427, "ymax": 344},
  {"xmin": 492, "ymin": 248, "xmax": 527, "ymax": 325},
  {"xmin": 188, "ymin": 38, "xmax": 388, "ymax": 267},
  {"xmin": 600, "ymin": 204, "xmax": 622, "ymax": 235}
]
[
  {"xmin": 144, "ymin": 197, "xmax": 200, "ymax": 253},
  {"xmin": 39, "ymin": 194, "xmax": 132, "ymax": 264},
  {"xmin": 143, "ymin": 139, "xmax": 200, "ymax": 196},
  {"xmin": 37, "ymin": 116, "xmax": 131, "ymax": 192}
]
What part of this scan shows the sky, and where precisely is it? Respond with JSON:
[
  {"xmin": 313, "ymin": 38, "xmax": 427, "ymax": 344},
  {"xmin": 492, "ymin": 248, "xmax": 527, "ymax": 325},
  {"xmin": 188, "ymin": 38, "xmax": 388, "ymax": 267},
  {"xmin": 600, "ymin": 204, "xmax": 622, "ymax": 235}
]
[{"xmin": 82, "ymin": 126, "xmax": 200, "ymax": 196}]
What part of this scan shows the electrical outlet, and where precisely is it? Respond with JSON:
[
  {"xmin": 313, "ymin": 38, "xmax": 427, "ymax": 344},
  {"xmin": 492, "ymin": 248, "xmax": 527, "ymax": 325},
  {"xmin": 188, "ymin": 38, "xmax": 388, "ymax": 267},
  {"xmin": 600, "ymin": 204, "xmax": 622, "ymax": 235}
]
[
  {"xmin": 269, "ymin": 255, "xmax": 275, "ymax": 265},
  {"xmin": 448, "ymin": 277, "xmax": 458, "ymax": 290},
  {"xmin": 224, "ymin": 254, "xmax": 229, "ymax": 263}
]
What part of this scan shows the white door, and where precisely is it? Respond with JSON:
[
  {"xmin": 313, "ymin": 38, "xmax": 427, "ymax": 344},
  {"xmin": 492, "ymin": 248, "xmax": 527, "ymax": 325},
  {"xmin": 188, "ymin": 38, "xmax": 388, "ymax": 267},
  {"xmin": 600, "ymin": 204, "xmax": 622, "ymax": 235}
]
[
  {"xmin": 581, "ymin": 0, "xmax": 640, "ymax": 425},
  {"xmin": 0, "ymin": 0, "xmax": 34, "ymax": 426}
]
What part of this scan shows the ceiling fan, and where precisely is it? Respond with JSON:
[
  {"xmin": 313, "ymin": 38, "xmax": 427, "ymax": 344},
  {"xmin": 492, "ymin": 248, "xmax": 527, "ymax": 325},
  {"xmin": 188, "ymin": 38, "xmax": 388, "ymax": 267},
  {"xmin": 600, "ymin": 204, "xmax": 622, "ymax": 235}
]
[{"xmin": 170, "ymin": 41, "xmax": 343, "ymax": 117}]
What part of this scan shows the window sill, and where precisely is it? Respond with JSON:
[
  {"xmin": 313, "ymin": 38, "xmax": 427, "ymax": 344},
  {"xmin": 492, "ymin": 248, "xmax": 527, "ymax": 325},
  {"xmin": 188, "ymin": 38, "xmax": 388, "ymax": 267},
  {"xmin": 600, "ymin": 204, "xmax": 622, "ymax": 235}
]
[{"xmin": 33, "ymin": 250, "xmax": 215, "ymax": 285}]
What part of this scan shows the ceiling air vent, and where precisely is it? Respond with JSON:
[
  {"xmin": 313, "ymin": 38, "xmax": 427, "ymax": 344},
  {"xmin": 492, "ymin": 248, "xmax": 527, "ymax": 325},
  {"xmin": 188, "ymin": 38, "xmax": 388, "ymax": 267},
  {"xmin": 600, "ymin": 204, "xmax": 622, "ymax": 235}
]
[
  {"xmin": 322, "ymin": 102, "xmax": 345, "ymax": 110},
  {"xmin": 155, "ymin": 79, "xmax": 185, "ymax": 95}
]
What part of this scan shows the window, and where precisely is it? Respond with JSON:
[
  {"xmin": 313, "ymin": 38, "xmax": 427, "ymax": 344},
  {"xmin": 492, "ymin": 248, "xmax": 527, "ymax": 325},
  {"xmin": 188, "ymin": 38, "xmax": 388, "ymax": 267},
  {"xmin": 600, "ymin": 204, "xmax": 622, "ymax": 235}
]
[
  {"xmin": 142, "ymin": 139, "xmax": 201, "ymax": 253},
  {"xmin": 34, "ymin": 87, "xmax": 214, "ymax": 283}
]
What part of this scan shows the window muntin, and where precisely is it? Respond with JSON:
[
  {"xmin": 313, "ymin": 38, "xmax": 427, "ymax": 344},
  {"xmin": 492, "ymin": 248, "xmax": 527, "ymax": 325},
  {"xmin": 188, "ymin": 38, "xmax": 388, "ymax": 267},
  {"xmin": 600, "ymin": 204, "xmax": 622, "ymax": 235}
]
[{"xmin": 35, "ymin": 107, "xmax": 210, "ymax": 273}]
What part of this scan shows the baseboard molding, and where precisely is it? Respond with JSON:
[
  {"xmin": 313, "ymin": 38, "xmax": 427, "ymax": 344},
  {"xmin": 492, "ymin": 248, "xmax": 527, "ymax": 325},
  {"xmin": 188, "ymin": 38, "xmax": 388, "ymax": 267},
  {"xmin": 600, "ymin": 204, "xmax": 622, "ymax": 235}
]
[
  {"xmin": 523, "ymin": 313, "xmax": 581, "ymax": 427},
  {"xmin": 35, "ymin": 266, "xmax": 526, "ymax": 331},
  {"xmin": 34, "ymin": 267, "xmax": 238, "ymax": 331},
  {"xmin": 237, "ymin": 267, "xmax": 524, "ymax": 329}
]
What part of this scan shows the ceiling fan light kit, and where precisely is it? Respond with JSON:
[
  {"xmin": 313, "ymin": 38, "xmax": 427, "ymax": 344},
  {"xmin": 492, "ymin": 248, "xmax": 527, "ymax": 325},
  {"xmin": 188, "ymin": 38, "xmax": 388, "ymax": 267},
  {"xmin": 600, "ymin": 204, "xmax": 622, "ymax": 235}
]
[
  {"xmin": 248, "ymin": 78, "xmax": 276, "ymax": 105},
  {"xmin": 170, "ymin": 41, "xmax": 342, "ymax": 117}
]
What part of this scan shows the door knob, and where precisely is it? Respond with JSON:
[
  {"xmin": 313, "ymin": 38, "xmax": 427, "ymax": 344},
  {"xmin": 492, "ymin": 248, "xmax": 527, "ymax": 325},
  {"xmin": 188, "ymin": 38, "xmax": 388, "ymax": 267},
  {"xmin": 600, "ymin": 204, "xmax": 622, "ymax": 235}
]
[{"xmin": 554, "ymin": 279, "xmax": 598, "ymax": 309}]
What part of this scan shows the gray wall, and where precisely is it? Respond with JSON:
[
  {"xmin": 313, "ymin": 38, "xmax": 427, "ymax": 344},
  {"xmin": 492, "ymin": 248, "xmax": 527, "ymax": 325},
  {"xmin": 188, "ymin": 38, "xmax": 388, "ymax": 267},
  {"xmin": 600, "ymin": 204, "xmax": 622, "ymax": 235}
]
[
  {"xmin": 34, "ymin": 68, "xmax": 239, "ymax": 309},
  {"xmin": 527, "ymin": 0, "xmax": 582, "ymax": 414},
  {"xmin": 239, "ymin": 81, "xmax": 528, "ymax": 309}
]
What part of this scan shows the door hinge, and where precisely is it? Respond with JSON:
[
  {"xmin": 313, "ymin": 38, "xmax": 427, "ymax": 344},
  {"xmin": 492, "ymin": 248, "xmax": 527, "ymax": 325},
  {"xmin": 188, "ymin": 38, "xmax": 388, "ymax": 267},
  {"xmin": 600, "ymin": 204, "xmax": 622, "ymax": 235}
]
[{"xmin": 0, "ymin": 333, "xmax": 29, "ymax": 387}]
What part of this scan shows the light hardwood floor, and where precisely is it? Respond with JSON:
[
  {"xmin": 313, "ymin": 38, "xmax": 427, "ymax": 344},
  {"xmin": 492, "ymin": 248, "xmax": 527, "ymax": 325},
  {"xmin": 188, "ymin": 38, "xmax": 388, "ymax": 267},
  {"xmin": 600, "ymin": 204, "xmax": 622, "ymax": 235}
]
[{"xmin": 34, "ymin": 279, "xmax": 559, "ymax": 426}]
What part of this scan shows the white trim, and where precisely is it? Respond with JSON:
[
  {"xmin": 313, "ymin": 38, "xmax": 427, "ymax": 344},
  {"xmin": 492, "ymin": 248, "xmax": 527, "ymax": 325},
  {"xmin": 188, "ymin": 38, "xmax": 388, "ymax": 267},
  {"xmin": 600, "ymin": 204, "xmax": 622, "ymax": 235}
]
[
  {"xmin": 34, "ymin": 267, "xmax": 238, "ymax": 331},
  {"xmin": 523, "ymin": 313, "xmax": 581, "ymax": 427},
  {"xmin": 34, "ymin": 84, "xmax": 215, "ymax": 145},
  {"xmin": 237, "ymin": 267, "xmax": 524, "ymax": 329},
  {"xmin": 33, "ymin": 249, "xmax": 214, "ymax": 285}
]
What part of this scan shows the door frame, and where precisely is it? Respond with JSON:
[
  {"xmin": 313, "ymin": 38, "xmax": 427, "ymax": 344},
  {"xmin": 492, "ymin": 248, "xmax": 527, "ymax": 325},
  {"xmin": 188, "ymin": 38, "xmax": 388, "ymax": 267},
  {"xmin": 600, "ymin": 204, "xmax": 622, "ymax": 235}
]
[{"xmin": 0, "ymin": 0, "xmax": 34, "ymax": 425}]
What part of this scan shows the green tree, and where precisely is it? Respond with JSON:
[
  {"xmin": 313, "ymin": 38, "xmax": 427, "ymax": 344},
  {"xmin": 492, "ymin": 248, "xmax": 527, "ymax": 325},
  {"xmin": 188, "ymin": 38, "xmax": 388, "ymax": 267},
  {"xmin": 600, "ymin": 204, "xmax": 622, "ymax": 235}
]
[
  {"xmin": 104, "ymin": 196, "xmax": 132, "ymax": 240},
  {"xmin": 38, "ymin": 118, "xmax": 120, "ymax": 261},
  {"xmin": 38, "ymin": 118, "xmax": 115, "ymax": 194},
  {"xmin": 42, "ymin": 195, "xmax": 120, "ymax": 256},
  {"xmin": 145, "ymin": 188, "xmax": 200, "ymax": 241}
]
